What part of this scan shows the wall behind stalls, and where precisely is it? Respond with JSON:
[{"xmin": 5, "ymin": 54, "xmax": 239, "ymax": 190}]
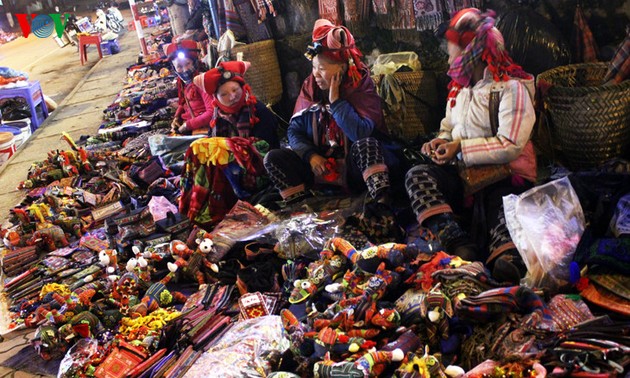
[{"xmin": 268, "ymin": 0, "xmax": 629, "ymax": 122}]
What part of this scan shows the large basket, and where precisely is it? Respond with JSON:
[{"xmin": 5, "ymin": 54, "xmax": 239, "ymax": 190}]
[
  {"xmin": 228, "ymin": 39, "xmax": 283, "ymax": 106},
  {"xmin": 537, "ymin": 63, "xmax": 630, "ymax": 170},
  {"xmin": 372, "ymin": 71, "xmax": 440, "ymax": 140}
]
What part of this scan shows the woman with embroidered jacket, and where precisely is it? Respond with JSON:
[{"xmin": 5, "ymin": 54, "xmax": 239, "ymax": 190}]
[
  {"xmin": 165, "ymin": 40, "xmax": 214, "ymax": 135},
  {"xmin": 405, "ymin": 8, "xmax": 537, "ymax": 284},
  {"xmin": 192, "ymin": 60, "xmax": 279, "ymax": 148},
  {"xmin": 264, "ymin": 19, "xmax": 401, "ymax": 205}
]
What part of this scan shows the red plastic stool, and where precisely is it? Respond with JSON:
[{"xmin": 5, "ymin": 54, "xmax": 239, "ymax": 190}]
[
  {"xmin": 79, "ymin": 34, "xmax": 103, "ymax": 65},
  {"xmin": 139, "ymin": 16, "xmax": 149, "ymax": 28}
]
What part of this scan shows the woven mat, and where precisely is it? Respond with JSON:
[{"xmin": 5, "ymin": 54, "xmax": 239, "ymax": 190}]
[{"xmin": 0, "ymin": 344, "xmax": 61, "ymax": 376}]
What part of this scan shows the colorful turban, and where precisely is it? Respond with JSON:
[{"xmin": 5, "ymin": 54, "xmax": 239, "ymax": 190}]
[
  {"xmin": 444, "ymin": 8, "xmax": 530, "ymax": 104},
  {"xmin": 308, "ymin": 19, "xmax": 365, "ymax": 85}
]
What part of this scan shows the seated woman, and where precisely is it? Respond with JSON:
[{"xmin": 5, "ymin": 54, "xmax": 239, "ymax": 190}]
[
  {"xmin": 405, "ymin": 8, "xmax": 537, "ymax": 284},
  {"xmin": 177, "ymin": 61, "xmax": 279, "ymax": 227},
  {"xmin": 165, "ymin": 39, "xmax": 213, "ymax": 135},
  {"xmin": 192, "ymin": 60, "xmax": 279, "ymax": 148},
  {"xmin": 264, "ymin": 19, "xmax": 401, "ymax": 206}
]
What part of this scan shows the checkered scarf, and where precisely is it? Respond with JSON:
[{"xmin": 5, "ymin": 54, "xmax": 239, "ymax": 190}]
[
  {"xmin": 572, "ymin": 5, "xmax": 599, "ymax": 63},
  {"xmin": 603, "ymin": 32, "xmax": 630, "ymax": 84},
  {"xmin": 446, "ymin": 10, "xmax": 528, "ymax": 106}
]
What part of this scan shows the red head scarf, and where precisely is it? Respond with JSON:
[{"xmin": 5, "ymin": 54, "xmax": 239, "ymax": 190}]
[
  {"xmin": 193, "ymin": 61, "xmax": 259, "ymax": 130},
  {"xmin": 310, "ymin": 19, "xmax": 365, "ymax": 86}
]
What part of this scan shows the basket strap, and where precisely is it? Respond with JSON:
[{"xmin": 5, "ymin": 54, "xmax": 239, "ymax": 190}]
[
  {"xmin": 489, "ymin": 91, "xmax": 500, "ymax": 135},
  {"xmin": 395, "ymin": 77, "xmax": 440, "ymax": 111}
]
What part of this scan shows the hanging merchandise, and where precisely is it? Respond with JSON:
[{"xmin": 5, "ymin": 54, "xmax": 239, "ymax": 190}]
[
  {"xmin": 318, "ymin": 0, "xmax": 341, "ymax": 25},
  {"xmin": 250, "ymin": 0, "xmax": 277, "ymax": 23},
  {"xmin": 572, "ymin": 4, "xmax": 599, "ymax": 63},
  {"xmin": 344, "ymin": 0, "xmax": 371, "ymax": 36},
  {"xmin": 391, "ymin": 0, "xmax": 416, "ymax": 30},
  {"xmin": 496, "ymin": 5, "xmax": 571, "ymax": 76},
  {"xmin": 413, "ymin": 0, "xmax": 447, "ymax": 31},
  {"xmin": 233, "ymin": 0, "xmax": 273, "ymax": 42}
]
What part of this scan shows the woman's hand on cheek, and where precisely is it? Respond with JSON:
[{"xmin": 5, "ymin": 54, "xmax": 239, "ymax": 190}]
[
  {"xmin": 309, "ymin": 154, "xmax": 329, "ymax": 176},
  {"xmin": 329, "ymin": 71, "xmax": 342, "ymax": 104}
]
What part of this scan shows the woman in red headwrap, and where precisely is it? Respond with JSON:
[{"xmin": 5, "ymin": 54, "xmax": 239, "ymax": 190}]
[
  {"xmin": 405, "ymin": 8, "xmax": 537, "ymax": 284},
  {"xmin": 165, "ymin": 39, "xmax": 213, "ymax": 135},
  {"xmin": 263, "ymin": 19, "xmax": 402, "ymax": 206},
  {"xmin": 192, "ymin": 61, "xmax": 279, "ymax": 147}
]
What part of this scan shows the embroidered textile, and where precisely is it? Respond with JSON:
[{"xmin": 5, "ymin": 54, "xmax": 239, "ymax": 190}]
[
  {"xmin": 391, "ymin": 0, "xmax": 415, "ymax": 29},
  {"xmin": 413, "ymin": 0, "xmax": 444, "ymax": 31},
  {"xmin": 319, "ymin": 0, "xmax": 341, "ymax": 24}
]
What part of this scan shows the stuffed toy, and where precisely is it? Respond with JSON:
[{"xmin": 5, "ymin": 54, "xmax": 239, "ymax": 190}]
[
  {"xmin": 420, "ymin": 284, "xmax": 453, "ymax": 352},
  {"xmin": 109, "ymin": 271, "xmax": 141, "ymax": 316},
  {"xmin": 31, "ymin": 324, "xmax": 69, "ymax": 361},
  {"xmin": 130, "ymin": 264, "xmax": 187, "ymax": 316},
  {"xmin": 396, "ymin": 346, "xmax": 449, "ymax": 378},
  {"xmin": 99, "ymin": 249, "xmax": 119, "ymax": 275},
  {"xmin": 26, "ymin": 225, "xmax": 69, "ymax": 251},
  {"xmin": 329, "ymin": 237, "xmax": 407, "ymax": 273},
  {"xmin": 169, "ymin": 239, "xmax": 193, "ymax": 269},
  {"xmin": 289, "ymin": 252, "xmax": 347, "ymax": 304},
  {"xmin": 183, "ymin": 237, "xmax": 219, "ymax": 285}
]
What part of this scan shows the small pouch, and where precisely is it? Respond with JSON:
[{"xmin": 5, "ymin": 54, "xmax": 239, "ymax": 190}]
[
  {"xmin": 129, "ymin": 156, "xmax": 167, "ymax": 187},
  {"xmin": 94, "ymin": 340, "xmax": 147, "ymax": 378},
  {"xmin": 239, "ymin": 292, "xmax": 270, "ymax": 320},
  {"xmin": 111, "ymin": 206, "xmax": 150, "ymax": 226},
  {"xmin": 457, "ymin": 162, "xmax": 512, "ymax": 197}
]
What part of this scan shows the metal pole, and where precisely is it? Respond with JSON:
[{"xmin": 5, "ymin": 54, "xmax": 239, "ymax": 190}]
[
  {"xmin": 208, "ymin": 0, "xmax": 220, "ymax": 40},
  {"xmin": 128, "ymin": 0, "xmax": 148, "ymax": 56}
]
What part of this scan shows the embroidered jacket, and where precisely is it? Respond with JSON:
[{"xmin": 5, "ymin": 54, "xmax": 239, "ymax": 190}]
[
  {"xmin": 438, "ymin": 69, "xmax": 535, "ymax": 169},
  {"xmin": 175, "ymin": 82, "xmax": 214, "ymax": 131}
]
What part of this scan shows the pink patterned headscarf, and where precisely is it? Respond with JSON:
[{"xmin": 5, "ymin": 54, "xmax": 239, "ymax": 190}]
[
  {"xmin": 445, "ymin": 8, "xmax": 530, "ymax": 106},
  {"xmin": 311, "ymin": 19, "xmax": 365, "ymax": 85}
]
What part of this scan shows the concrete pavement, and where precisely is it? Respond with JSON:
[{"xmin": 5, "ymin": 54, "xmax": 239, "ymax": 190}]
[{"xmin": 0, "ymin": 22, "xmax": 150, "ymax": 378}]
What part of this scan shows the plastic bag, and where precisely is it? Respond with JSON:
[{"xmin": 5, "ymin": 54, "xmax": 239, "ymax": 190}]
[
  {"xmin": 208, "ymin": 201, "xmax": 273, "ymax": 262},
  {"xmin": 496, "ymin": 6, "xmax": 571, "ymax": 76},
  {"xmin": 503, "ymin": 177, "xmax": 585, "ymax": 291},
  {"xmin": 274, "ymin": 212, "xmax": 345, "ymax": 260},
  {"xmin": 57, "ymin": 338, "xmax": 99, "ymax": 378},
  {"xmin": 183, "ymin": 315, "xmax": 290, "ymax": 378},
  {"xmin": 371, "ymin": 51, "xmax": 421, "ymax": 76},
  {"xmin": 148, "ymin": 195, "xmax": 179, "ymax": 222},
  {"xmin": 148, "ymin": 134, "xmax": 204, "ymax": 167}
]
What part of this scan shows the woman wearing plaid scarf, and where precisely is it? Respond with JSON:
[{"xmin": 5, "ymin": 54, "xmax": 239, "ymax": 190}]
[{"xmin": 405, "ymin": 8, "xmax": 537, "ymax": 284}]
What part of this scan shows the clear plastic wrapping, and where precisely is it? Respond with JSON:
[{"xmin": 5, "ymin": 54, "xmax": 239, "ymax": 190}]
[
  {"xmin": 503, "ymin": 177, "xmax": 585, "ymax": 291},
  {"xmin": 184, "ymin": 315, "xmax": 290, "ymax": 378}
]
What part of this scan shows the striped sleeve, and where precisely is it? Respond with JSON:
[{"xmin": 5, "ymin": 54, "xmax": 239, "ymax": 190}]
[{"xmin": 460, "ymin": 80, "xmax": 535, "ymax": 166}]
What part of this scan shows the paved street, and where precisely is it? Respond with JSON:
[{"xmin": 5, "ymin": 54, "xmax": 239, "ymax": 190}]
[{"xmin": 0, "ymin": 9, "xmax": 106, "ymax": 105}]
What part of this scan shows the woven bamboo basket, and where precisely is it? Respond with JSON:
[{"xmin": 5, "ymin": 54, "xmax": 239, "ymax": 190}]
[
  {"xmin": 372, "ymin": 71, "xmax": 440, "ymax": 140},
  {"xmin": 228, "ymin": 39, "xmax": 283, "ymax": 106},
  {"xmin": 537, "ymin": 63, "xmax": 630, "ymax": 170}
]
